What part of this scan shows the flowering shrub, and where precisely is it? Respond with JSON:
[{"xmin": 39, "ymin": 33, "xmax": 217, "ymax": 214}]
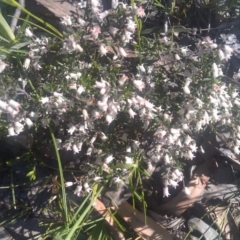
[{"xmin": 0, "ymin": 0, "xmax": 240, "ymax": 202}]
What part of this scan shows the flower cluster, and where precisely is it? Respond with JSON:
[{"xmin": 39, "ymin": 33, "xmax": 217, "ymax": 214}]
[{"xmin": 1, "ymin": 1, "xmax": 240, "ymax": 200}]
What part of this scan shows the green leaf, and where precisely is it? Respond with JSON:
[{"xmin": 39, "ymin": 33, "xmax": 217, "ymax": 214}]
[{"xmin": 0, "ymin": 12, "xmax": 15, "ymax": 42}]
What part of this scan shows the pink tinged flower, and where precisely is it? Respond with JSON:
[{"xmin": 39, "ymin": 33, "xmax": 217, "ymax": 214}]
[
  {"xmin": 128, "ymin": 108, "xmax": 136, "ymax": 118},
  {"xmin": 68, "ymin": 125, "xmax": 76, "ymax": 135},
  {"xmin": 163, "ymin": 186, "xmax": 170, "ymax": 197},
  {"xmin": 23, "ymin": 58, "xmax": 31, "ymax": 69},
  {"xmin": 0, "ymin": 60, "xmax": 8, "ymax": 73},
  {"xmin": 133, "ymin": 80, "xmax": 145, "ymax": 91},
  {"xmin": 91, "ymin": 25, "xmax": 101, "ymax": 39},
  {"xmin": 98, "ymin": 101, "xmax": 108, "ymax": 112},
  {"xmin": 135, "ymin": 5, "xmax": 146, "ymax": 18},
  {"xmin": 118, "ymin": 74, "xmax": 128, "ymax": 85},
  {"xmin": 119, "ymin": 47, "xmax": 127, "ymax": 57},
  {"xmin": 99, "ymin": 44, "xmax": 108, "ymax": 56},
  {"xmin": 74, "ymin": 185, "xmax": 82, "ymax": 197},
  {"xmin": 25, "ymin": 118, "xmax": 33, "ymax": 128},
  {"xmin": 8, "ymin": 126, "xmax": 16, "ymax": 136},
  {"xmin": 105, "ymin": 154, "xmax": 114, "ymax": 164}
]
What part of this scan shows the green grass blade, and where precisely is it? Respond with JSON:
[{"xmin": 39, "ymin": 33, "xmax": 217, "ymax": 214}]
[
  {"xmin": 0, "ymin": 0, "xmax": 62, "ymax": 39},
  {"xmin": 0, "ymin": 12, "xmax": 15, "ymax": 42},
  {"xmin": 65, "ymin": 186, "xmax": 103, "ymax": 240}
]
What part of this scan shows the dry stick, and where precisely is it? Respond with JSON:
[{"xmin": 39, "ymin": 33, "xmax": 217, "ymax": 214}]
[
  {"xmin": 156, "ymin": 158, "xmax": 217, "ymax": 216},
  {"xmin": 93, "ymin": 199, "xmax": 125, "ymax": 240},
  {"xmin": 116, "ymin": 201, "xmax": 177, "ymax": 240}
]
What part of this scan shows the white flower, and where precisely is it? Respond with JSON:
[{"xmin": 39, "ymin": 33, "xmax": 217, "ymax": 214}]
[
  {"xmin": 83, "ymin": 182, "xmax": 92, "ymax": 193},
  {"xmin": 163, "ymin": 186, "xmax": 170, "ymax": 197},
  {"xmin": 126, "ymin": 145, "xmax": 131, "ymax": 152},
  {"xmin": 91, "ymin": 0, "xmax": 100, "ymax": 7},
  {"xmin": 25, "ymin": 27, "xmax": 33, "ymax": 37},
  {"xmin": 65, "ymin": 182, "xmax": 75, "ymax": 187},
  {"xmin": 185, "ymin": 135, "xmax": 192, "ymax": 145},
  {"xmin": 234, "ymin": 146, "xmax": 240, "ymax": 155},
  {"xmin": 164, "ymin": 154, "xmax": 171, "ymax": 164},
  {"xmin": 25, "ymin": 118, "xmax": 33, "ymax": 128},
  {"xmin": 14, "ymin": 121, "xmax": 24, "ymax": 134},
  {"xmin": 174, "ymin": 54, "xmax": 181, "ymax": 60},
  {"xmin": 68, "ymin": 125, "xmax": 76, "ymax": 135},
  {"xmin": 168, "ymin": 179, "xmax": 178, "ymax": 188},
  {"xmin": 72, "ymin": 144, "xmax": 80, "ymax": 154},
  {"xmin": 126, "ymin": 18, "xmax": 136, "ymax": 32},
  {"xmin": 183, "ymin": 78, "xmax": 191, "ymax": 94},
  {"xmin": 86, "ymin": 147, "xmax": 93, "ymax": 156},
  {"xmin": 128, "ymin": 108, "xmax": 136, "ymax": 118},
  {"xmin": 100, "ymin": 132, "xmax": 108, "ymax": 141},
  {"xmin": 61, "ymin": 16, "xmax": 72, "ymax": 25},
  {"xmin": 184, "ymin": 187, "xmax": 191, "ymax": 195},
  {"xmin": 106, "ymin": 113, "xmax": 114, "ymax": 124},
  {"xmin": 0, "ymin": 100, "xmax": 8, "ymax": 111},
  {"xmin": 133, "ymin": 80, "xmax": 145, "ymax": 91},
  {"xmin": 212, "ymin": 63, "xmax": 219, "ymax": 78},
  {"xmin": 125, "ymin": 156, "xmax": 134, "ymax": 164},
  {"xmin": 119, "ymin": 47, "xmax": 127, "ymax": 57},
  {"xmin": 99, "ymin": 44, "xmax": 108, "ymax": 56},
  {"xmin": 138, "ymin": 64, "xmax": 146, "ymax": 73},
  {"xmin": 40, "ymin": 97, "xmax": 49, "ymax": 104},
  {"xmin": 74, "ymin": 185, "xmax": 82, "ymax": 197},
  {"xmin": 218, "ymin": 49, "xmax": 225, "ymax": 61},
  {"xmin": 29, "ymin": 111, "xmax": 40, "ymax": 120},
  {"xmin": 212, "ymin": 109, "xmax": 219, "ymax": 121},
  {"xmin": 0, "ymin": 60, "xmax": 8, "ymax": 73},
  {"xmin": 109, "ymin": 26, "xmax": 119, "ymax": 36},
  {"xmin": 77, "ymin": 85, "xmax": 85, "ymax": 95},
  {"xmin": 132, "ymin": 140, "xmax": 140, "ymax": 150},
  {"xmin": 105, "ymin": 154, "xmax": 114, "ymax": 164},
  {"xmin": 8, "ymin": 126, "xmax": 16, "ymax": 136},
  {"xmin": 82, "ymin": 109, "xmax": 89, "ymax": 120},
  {"xmin": 23, "ymin": 58, "xmax": 31, "ymax": 69}
]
